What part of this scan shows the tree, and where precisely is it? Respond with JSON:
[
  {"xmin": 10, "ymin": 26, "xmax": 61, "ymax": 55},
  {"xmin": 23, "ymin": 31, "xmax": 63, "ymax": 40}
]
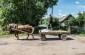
[
  {"xmin": 76, "ymin": 12, "xmax": 85, "ymax": 27},
  {"xmin": 65, "ymin": 16, "xmax": 76, "ymax": 26},
  {"xmin": 52, "ymin": 17, "xmax": 59, "ymax": 29},
  {"xmin": 0, "ymin": 0, "xmax": 58, "ymax": 26}
]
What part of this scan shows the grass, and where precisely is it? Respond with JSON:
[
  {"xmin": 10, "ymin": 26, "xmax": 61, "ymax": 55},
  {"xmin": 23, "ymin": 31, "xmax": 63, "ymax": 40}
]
[
  {"xmin": 79, "ymin": 33, "xmax": 85, "ymax": 36},
  {"xmin": 0, "ymin": 31, "xmax": 27, "ymax": 38},
  {"xmin": 0, "ymin": 34, "xmax": 14, "ymax": 38}
]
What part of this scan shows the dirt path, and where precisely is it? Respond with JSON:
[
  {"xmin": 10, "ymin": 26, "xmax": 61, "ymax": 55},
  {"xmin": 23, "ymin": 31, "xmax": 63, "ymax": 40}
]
[{"xmin": 0, "ymin": 35, "xmax": 85, "ymax": 55}]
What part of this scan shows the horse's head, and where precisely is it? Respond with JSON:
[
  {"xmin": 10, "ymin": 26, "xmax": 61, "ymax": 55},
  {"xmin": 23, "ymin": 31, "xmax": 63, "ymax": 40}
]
[{"xmin": 7, "ymin": 23, "xmax": 14, "ymax": 30}]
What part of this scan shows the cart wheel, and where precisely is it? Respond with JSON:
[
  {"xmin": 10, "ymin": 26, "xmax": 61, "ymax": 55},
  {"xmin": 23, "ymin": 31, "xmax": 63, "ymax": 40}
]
[
  {"xmin": 61, "ymin": 34, "xmax": 67, "ymax": 40},
  {"xmin": 41, "ymin": 36, "xmax": 46, "ymax": 41},
  {"xmin": 58, "ymin": 34, "xmax": 61, "ymax": 39},
  {"xmin": 40, "ymin": 34, "xmax": 46, "ymax": 41}
]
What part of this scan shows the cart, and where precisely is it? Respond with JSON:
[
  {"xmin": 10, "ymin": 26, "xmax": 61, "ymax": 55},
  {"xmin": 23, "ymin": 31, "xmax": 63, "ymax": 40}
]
[{"xmin": 39, "ymin": 30, "xmax": 70, "ymax": 41}]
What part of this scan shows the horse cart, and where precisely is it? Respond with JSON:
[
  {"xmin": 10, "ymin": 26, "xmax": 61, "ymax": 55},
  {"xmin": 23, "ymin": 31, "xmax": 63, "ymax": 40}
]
[{"xmin": 39, "ymin": 30, "xmax": 70, "ymax": 41}]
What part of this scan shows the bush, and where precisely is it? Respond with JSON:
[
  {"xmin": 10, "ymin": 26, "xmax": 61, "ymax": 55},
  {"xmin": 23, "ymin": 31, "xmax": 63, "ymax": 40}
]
[{"xmin": 34, "ymin": 27, "xmax": 39, "ymax": 34}]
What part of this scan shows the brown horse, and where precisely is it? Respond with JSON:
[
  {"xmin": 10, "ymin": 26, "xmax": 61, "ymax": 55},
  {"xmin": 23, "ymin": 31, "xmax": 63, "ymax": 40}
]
[{"xmin": 7, "ymin": 23, "xmax": 34, "ymax": 40}]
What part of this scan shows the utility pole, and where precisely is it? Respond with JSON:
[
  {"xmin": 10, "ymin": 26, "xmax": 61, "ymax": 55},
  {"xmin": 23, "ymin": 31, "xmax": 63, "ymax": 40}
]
[{"xmin": 51, "ymin": 6, "xmax": 53, "ymax": 16}]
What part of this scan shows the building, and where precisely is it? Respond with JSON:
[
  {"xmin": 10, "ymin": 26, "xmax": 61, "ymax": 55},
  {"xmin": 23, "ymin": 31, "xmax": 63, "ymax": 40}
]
[{"xmin": 59, "ymin": 14, "xmax": 73, "ymax": 26}]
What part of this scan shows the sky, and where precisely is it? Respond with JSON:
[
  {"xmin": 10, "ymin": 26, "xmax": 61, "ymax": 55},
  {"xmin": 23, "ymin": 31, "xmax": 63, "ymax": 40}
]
[{"xmin": 46, "ymin": 0, "xmax": 85, "ymax": 18}]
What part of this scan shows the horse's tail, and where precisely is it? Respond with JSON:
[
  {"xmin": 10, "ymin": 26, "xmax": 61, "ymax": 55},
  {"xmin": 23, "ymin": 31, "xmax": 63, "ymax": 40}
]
[{"xmin": 31, "ymin": 27, "xmax": 34, "ymax": 34}]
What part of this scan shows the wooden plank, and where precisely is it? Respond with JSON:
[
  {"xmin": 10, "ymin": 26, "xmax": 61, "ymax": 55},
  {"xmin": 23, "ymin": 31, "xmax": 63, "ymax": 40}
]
[{"xmin": 39, "ymin": 30, "xmax": 69, "ymax": 34}]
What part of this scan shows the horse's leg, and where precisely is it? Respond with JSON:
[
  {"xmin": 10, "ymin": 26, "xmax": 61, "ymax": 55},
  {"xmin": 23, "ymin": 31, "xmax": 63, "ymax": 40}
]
[
  {"xmin": 15, "ymin": 32, "xmax": 19, "ymax": 40},
  {"xmin": 17, "ymin": 34, "xmax": 19, "ymax": 40},
  {"xmin": 26, "ymin": 34, "xmax": 29, "ymax": 39},
  {"xmin": 15, "ymin": 34, "xmax": 19, "ymax": 40},
  {"xmin": 31, "ymin": 34, "xmax": 34, "ymax": 39}
]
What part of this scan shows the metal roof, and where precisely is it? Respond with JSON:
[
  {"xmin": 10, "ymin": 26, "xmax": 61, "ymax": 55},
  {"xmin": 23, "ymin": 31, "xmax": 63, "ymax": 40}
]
[{"xmin": 59, "ymin": 14, "xmax": 72, "ymax": 22}]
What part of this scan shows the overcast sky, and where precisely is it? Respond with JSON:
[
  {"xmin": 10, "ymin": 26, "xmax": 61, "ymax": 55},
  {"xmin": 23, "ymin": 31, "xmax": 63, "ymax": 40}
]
[{"xmin": 46, "ymin": 0, "xmax": 85, "ymax": 18}]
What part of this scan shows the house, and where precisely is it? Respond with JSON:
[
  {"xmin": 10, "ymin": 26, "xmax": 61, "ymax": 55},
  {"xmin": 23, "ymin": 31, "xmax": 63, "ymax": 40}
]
[{"xmin": 59, "ymin": 14, "xmax": 73, "ymax": 26}]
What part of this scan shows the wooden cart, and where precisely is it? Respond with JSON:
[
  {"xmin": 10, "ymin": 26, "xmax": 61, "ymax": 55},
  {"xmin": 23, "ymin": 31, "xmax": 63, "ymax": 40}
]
[{"xmin": 39, "ymin": 30, "xmax": 69, "ymax": 41}]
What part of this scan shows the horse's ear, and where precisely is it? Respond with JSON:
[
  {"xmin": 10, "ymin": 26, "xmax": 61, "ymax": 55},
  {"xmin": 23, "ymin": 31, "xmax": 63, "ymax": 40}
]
[{"xmin": 7, "ymin": 24, "xmax": 11, "ymax": 29}]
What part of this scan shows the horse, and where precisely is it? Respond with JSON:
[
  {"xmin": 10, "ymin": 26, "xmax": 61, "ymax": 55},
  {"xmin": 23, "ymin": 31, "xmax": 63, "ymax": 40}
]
[{"xmin": 7, "ymin": 23, "xmax": 34, "ymax": 40}]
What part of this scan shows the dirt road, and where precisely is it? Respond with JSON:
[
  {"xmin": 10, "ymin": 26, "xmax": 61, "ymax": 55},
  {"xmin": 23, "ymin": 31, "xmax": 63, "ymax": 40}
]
[{"xmin": 0, "ymin": 35, "xmax": 85, "ymax": 55}]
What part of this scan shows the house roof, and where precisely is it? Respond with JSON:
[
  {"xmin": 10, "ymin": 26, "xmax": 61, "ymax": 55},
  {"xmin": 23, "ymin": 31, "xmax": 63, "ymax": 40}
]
[{"xmin": 59, "ymin": 14, "xmax": 72, "ymax": 22}]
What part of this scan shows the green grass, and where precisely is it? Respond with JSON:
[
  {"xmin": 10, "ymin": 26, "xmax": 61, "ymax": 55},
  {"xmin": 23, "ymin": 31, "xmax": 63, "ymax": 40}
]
[
  {"xmin": 0, "ymin": 34, "xmax": 14, "ymax": 38},
  {"xmin": 0, "ymin": 32, "xmax": 27, "ymax": 38},
  {"xmin": 79, "ymin": 33, "xmax": 85, "ymax": 36}
]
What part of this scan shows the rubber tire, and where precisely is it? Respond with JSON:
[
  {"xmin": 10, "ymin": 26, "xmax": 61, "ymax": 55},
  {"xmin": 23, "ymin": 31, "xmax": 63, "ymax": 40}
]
[
  {"xmin": 41, "ymin": 36, "xmax": 46, "ymax": 41},
  {"xmin": 61, "ymin": 34, "xmax": 67, "ymax": 40},
  {"xmin": 58, "ymin": 34, "xmax": 61, "ymax": 39}
]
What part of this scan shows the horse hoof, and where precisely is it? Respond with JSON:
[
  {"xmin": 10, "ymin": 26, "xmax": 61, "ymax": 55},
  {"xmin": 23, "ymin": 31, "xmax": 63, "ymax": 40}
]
[{"xmin": 26, "ymin": 38, "xmax": 28, "ymax": 39}]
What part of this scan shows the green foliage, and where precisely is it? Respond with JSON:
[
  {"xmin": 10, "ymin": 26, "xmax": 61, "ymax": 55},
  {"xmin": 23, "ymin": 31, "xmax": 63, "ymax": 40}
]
[
  {"xmin": 0, "ymin": 0, "xmax": 58, "ymax": 26},
  {"xmin": 52, "ymin": 17, "xmax": 59, "ymax": 29},
  {"xmin": 62, "ymin": 12, "xmax": 85, "ymax": 34},
  {"xmin": 39, "ymin": 17, "xmax": 59, "ymax": 30},
  {"xmin": 0, "ymin": 8, "xmax": 3, "ymax": 19},
  {"xmin": 76, "ymin": 12, "xmax": 85, "ymax": 27},
  {"xmin": 79, "ymin": 33, "xmax": 85, "ymax": 36},
  {"xmin": 34, "ymin": 27, "xmax": 39, "ymax": 34},
  {"xmin": 64, "ymin": 16, "xmax": 76, "ymax": 26}
]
